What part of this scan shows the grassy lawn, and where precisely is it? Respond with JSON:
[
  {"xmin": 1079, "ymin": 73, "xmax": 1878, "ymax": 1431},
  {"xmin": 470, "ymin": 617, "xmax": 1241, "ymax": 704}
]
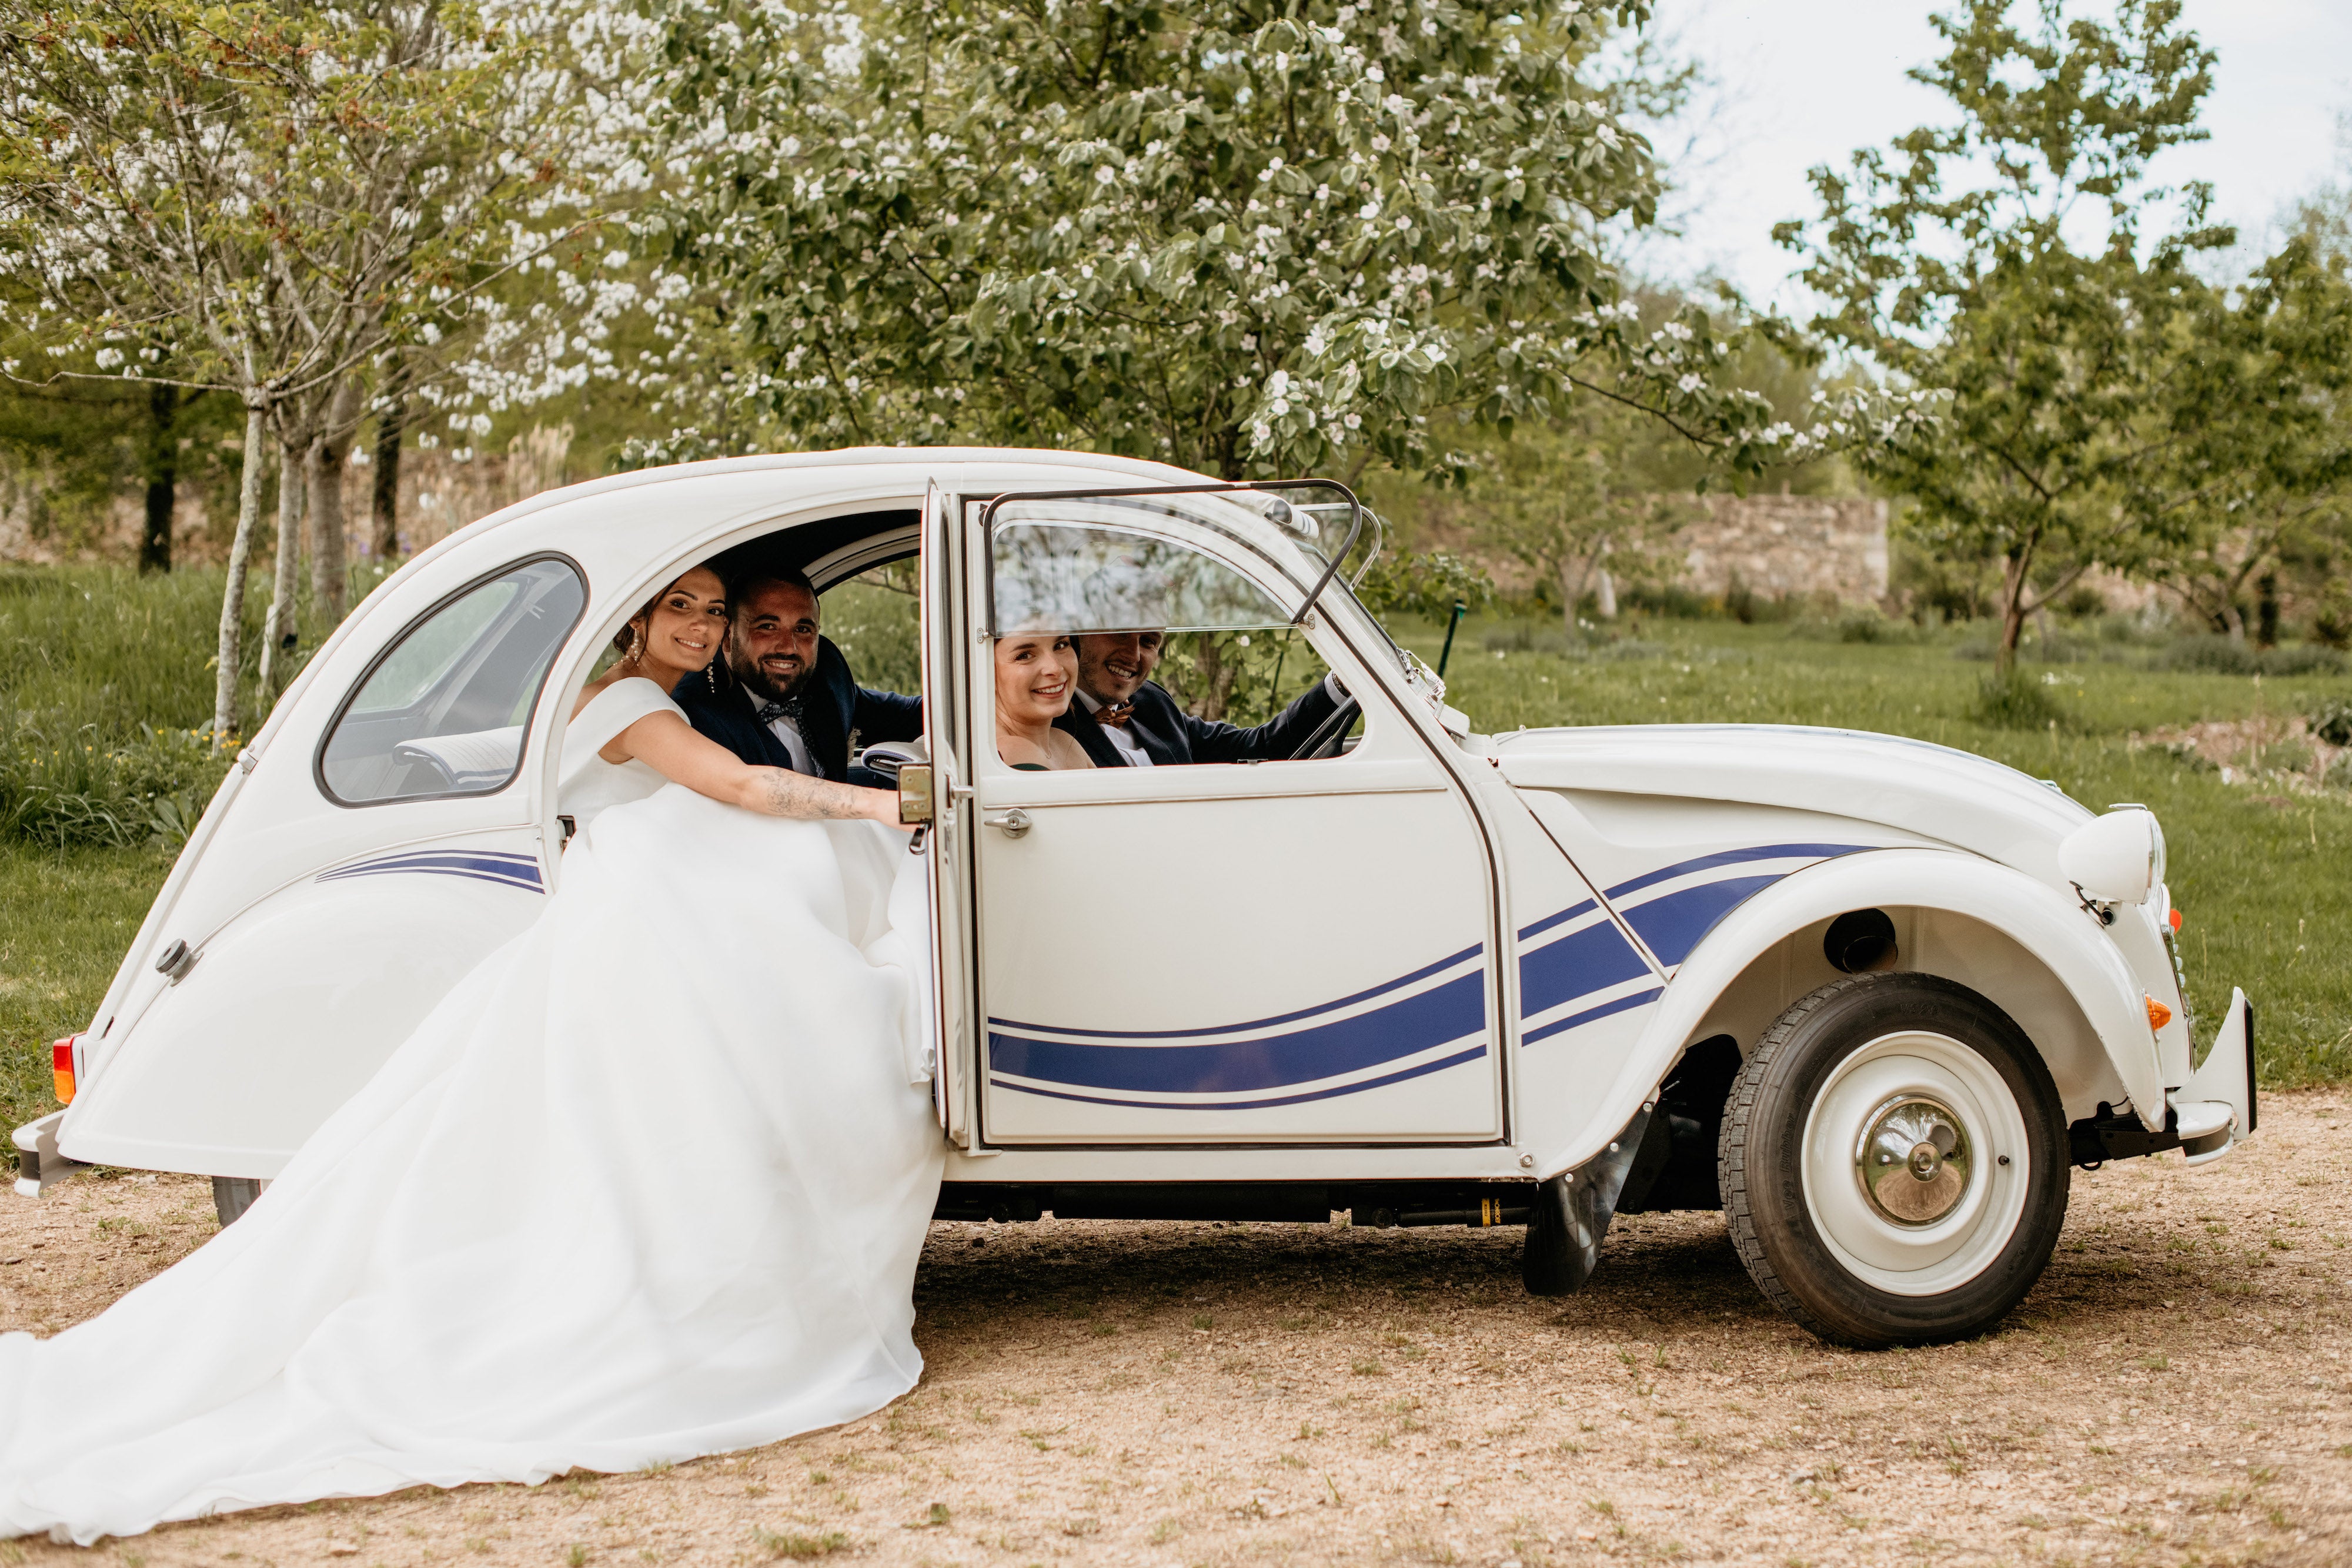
[{"xmin": 1, "ymin": 606, "xmax": 2345, "ymax": 1140}]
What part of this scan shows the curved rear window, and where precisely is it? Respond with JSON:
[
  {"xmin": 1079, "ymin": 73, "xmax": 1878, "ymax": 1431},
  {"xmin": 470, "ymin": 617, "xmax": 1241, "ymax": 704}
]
[{"xmin": 318, "ymin": 557, "xmax": 587, "ymax": 805}]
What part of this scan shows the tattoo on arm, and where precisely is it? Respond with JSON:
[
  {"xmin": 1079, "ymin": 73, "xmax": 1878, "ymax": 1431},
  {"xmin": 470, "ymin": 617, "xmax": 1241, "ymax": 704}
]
[{"xmin": 757, "ymin": 768, "xmax": 876, "ymax": 821}]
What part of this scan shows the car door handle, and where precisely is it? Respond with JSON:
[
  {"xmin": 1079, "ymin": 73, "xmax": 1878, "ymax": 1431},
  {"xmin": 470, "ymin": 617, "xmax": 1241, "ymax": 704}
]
[{"xmin": 982, "ymin": 808, "xmax": 1033, "ymax": 839}]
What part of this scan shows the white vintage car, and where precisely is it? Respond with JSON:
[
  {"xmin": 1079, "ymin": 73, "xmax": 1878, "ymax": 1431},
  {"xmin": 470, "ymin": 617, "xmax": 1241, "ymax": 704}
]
[{"xmin": 18, "ymin": 449, "xmax": 2254, "ymax": 1348}]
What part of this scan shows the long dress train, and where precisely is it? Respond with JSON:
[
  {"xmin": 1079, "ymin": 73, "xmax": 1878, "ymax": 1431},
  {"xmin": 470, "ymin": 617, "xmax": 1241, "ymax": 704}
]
[{"xmin": 0, "ymin": 716, "xmax": 944, "ymax": 1542}]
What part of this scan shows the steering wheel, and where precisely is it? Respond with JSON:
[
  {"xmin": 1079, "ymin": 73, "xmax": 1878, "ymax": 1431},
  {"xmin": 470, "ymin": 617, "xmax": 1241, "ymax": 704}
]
[{"xmin": 1287, "ymin": 696, "xmax": 1361, "ymax": 761}]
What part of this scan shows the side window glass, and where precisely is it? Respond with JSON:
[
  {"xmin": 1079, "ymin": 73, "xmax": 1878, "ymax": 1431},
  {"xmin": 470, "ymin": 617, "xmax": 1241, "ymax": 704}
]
[
  {"xmin": 319, "ymin": 558, "xmax": 587, "ymax": 805},
  {"xmin": 992, "ymin": 522, "xmax": 1290, "ymax": 636}
]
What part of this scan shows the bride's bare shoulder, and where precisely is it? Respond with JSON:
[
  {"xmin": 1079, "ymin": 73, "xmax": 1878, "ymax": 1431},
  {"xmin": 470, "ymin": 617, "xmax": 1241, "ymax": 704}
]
[{"xmin": 572, "ymin": 671, "xmax": 657, "ymax": 721}]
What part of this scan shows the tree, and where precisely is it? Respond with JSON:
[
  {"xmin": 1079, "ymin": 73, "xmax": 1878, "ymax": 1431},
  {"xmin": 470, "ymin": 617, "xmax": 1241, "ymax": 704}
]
[
  {"xmin": 2133, "ymin": 241, "xmax": 2352, "ymax": 638},
  {"xmin": 1775, "ymin": 0, "xmax": 2227, "ymax": 668},
  {"xmin": 644, "ymin": 0, "xmax": 1895, "ymax": 482},
  {"xmin": 0, "ymin": 0, "xmax": 645, "ymax": 740}
]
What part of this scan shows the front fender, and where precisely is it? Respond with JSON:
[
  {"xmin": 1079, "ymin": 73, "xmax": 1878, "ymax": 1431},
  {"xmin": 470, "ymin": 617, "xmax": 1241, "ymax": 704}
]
[{"xmin": 1535, "ymin": 848, "xmax": 2160, "ymax": 1179}]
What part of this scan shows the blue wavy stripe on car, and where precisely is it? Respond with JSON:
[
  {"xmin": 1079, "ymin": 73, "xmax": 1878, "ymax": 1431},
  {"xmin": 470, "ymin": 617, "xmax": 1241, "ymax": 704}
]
[
  {"xmin": 988, "ymin": 941, "xmax": 1484, "ymax": 1042},
  {"xmin": 1619, "ymin": 874, "xmax": 1787, "ymax": 966},
  {"xmin": 1518, "ymin": 918, "xmax": 1651, "ymax": 1019},
  {"xmin": 1603, "ymin": 842, "xmax": 1869, "ymax": 901},
  {"xmin": 990, "ymin": 968, "xmax": 1486, "ymax": 1094},
  {"xmin": 1521, "ymin": 987, "xmax": 1665, "ymax": 1046},
  {"xmin": 317, "ymin": 851, "xmax": 543, "ymax": 892},
  {"xmin": 1516, "ymin": 898, "xmax": 1598, "ymax": 942},
  {"xmin": 990, "ymin": 1044, "xmax": 1489, "ymax": 1112}
]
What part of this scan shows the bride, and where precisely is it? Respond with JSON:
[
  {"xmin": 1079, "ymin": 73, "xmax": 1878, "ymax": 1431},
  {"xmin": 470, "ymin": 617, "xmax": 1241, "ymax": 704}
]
[{"xmin": 0, "ymin": 565, "xmax": 946, "ymax": 1544}]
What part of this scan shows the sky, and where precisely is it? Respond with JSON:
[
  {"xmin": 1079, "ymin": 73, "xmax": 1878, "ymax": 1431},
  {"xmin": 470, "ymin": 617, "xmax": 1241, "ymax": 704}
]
[{"xmin": 1638, "ymin": 0, "xmax": 2352, "ymax": 312}]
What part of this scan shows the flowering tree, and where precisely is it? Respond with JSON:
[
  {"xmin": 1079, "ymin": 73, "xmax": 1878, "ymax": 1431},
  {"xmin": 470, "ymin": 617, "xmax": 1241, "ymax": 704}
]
[
  {"xmin": 0, "ymin": 0, "xmax": 649, "ymax": 739},
  {"xmin": 644, "ymin": 0, "xmax": 1895, "ymax": 480}
]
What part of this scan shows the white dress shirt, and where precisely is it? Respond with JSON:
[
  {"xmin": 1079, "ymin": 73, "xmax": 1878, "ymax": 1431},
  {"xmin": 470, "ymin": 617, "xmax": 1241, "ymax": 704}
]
[
  {"xmin": 749, "ymin": 687, "xmax": 820, "ymax": 776},
  {"xmin": 1075, "ymin": 688, "xmax": 1154, "ymax": 767}
]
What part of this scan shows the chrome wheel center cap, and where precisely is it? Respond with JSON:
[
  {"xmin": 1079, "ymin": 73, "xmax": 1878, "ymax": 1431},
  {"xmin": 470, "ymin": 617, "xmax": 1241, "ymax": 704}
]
[{"xmin": 1856, "ymin": 1095, "xmax": 1973, "ymax": 1226}]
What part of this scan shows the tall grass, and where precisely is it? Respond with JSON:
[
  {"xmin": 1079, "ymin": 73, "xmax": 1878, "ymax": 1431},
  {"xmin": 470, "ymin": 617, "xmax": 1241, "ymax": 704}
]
[{"xmin": 0, "ymin": 566, "xmax": 253, "ymax": 848}]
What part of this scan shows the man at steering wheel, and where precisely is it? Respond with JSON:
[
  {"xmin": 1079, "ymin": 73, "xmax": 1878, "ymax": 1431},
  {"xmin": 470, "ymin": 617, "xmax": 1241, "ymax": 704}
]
[{"xmin": 1053, "ymin": 629, "xmax": 1349, "ymax": 768}]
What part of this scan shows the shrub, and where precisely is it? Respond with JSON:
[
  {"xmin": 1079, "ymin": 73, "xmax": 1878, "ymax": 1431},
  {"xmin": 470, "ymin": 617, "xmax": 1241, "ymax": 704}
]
[
  {"xmin": 1354, "ymin": 549, "xmax": 1495, "ymax": 622},
  {"xmin": 1971, "ymin": 669, "xmax": 2067, "ymax": 729},
  {"xmin": 2308, "ymin": 697, "xmax": 2352, "ymax": 748},
  {"xmin": 2154, "ymin": 637, "xmax": 2347, "ymax": 677},
  {"xmin": 0, "ymin": 715, "xmax": 228, "ymax": 849}
]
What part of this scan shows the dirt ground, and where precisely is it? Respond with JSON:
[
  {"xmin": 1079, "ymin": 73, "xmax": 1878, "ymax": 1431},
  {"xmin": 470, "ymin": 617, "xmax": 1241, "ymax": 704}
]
[{"xmin": 6, "ymin": 1096, "xmax": 2351, "ymax": 1568}]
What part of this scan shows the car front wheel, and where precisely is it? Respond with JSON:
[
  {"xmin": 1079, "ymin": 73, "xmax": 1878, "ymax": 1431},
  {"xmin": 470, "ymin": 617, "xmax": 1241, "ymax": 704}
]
[{"xmin": 1720, "ymin": 974, "xmax": 2069, "ymax": 1348}]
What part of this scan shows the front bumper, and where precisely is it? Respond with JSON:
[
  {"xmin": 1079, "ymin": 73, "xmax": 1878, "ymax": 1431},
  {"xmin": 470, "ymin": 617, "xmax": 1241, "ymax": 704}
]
[{"xmin": 2071, "ymin": 988, "xmax": 2255, "ymax": 1168}]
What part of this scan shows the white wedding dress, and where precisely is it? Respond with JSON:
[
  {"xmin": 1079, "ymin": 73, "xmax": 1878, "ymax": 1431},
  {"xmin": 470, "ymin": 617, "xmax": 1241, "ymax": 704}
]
[{"xmin": 0, "ymin": 677, "xmax": 945, "ymax": 1544}]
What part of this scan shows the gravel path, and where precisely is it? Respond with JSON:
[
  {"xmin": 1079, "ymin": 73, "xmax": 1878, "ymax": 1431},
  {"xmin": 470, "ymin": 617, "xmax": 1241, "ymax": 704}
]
[{"xmin": 5, "ymin": 1095, "xmax": 2350, "ymax": 1566}]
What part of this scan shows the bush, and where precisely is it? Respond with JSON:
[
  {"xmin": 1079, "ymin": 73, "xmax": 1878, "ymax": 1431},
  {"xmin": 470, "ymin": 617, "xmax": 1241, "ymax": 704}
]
[
  {"xmin": 1971, "ymin": 668, "xmax": 2068, "ymax": 729},
  {"xmin": 2154, "ymin": 637, "xmax": 2347, "ymax": 677},
  {"xmin": 1354, "ymin": 550, "xmax": 1495, "ymax": 622},
  {"xmin": 0, "ymin": 715, "xmax": 229, "ymax": 849},
  {"xmin": 1619, "ymin": 583, "xmax": 1719, "ymax": 619}
]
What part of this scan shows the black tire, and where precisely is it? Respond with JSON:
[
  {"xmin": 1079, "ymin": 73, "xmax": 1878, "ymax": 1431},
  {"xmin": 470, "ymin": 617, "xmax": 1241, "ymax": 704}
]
[
  {"xmin": 1719, "ymin": 973, "xmax": 2069, "ymax": 1348},
  {"xmin": 212, "ymin": 1175, "xmax": 265, "ymax": 1227}
]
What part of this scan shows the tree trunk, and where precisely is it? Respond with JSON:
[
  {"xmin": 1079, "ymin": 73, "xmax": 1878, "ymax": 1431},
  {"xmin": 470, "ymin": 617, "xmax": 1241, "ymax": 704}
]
[
  {"xmin": 213, "ymin": 404, "xmax": 270, "ymax": 746},
  {"xmin": 1996, "ymin": 551, "xmax": 2033, "ymax": 674},
  {"xmin": 1595, "ymin": 567, "xmax": 1618, "ymax": 620},
  {"xmin": 259, "ymin": 427, "xmax": 308, "ymax": 694},
  {"xmin": 370, "ymin": 400, "xmax": 405, "ymax": 560},
  {"xmin": 139, "ymin": 382, "xmax": 178, "ymax": 574},
  {"xmin": 2257, "ymin": 574, "xmax": 2280, "ymax": 648},
  {"xmin": 309, "ymin": 381, "xmax": 361, "ymax": 622}
]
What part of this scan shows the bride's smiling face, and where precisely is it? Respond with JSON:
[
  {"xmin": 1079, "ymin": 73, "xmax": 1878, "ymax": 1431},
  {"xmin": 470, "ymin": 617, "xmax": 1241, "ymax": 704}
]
[
  {"xmin": 994, "ymin": 632, "xmax": 1077, "ymax": 725},
  {"xmin": 633, "ymin": 568, "xmax": 728, "ymax": 673}
]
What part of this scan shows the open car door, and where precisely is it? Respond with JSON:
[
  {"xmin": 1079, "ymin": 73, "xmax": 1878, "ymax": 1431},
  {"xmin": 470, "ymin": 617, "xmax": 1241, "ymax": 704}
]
[{"xmin": 920, "ymin": 483, "xmax": 978, "ymax": 1145}]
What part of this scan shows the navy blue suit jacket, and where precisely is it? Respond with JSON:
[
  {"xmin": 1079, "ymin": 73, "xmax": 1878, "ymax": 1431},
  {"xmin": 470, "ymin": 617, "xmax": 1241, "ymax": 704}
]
[
  {"xmin": 672, "ymin": 637, "xmax": 923, "ymax": 784},
  {"xmin": 1053, "ymin": 677, "xmax": 1339, "ymax": 768}
]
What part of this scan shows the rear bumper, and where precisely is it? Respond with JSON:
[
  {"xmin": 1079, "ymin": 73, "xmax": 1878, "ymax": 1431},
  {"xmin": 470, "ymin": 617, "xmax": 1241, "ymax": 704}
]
[{"xmin": 12, "ymin": 1110, "xmax": 85, "ymax": 1198}]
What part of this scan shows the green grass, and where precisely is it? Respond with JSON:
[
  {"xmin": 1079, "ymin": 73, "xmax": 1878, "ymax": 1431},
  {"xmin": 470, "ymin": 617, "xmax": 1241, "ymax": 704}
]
[{"xmin": 0, "ymin": 840, "xmax": 175, "ymax": 1128}]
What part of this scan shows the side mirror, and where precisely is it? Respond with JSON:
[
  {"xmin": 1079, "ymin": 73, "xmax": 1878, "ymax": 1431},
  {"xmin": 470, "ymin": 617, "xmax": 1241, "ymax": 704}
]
[{"xmin": 898, "ymin": 762, "xmax": 935, "ymax": 825}]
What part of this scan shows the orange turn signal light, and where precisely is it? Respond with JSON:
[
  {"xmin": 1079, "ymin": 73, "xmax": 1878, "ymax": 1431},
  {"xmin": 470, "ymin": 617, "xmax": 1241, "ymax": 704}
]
[
  {"xmin": 2169, "ymin": 908, "xmax": 2184, "ymax": 934},
  {"xmin": 2146, "ymin": 996, "xmax": 2173, "ymax": 1031},
  {"xmin": 51, "ymin": 1037, "xmax": 76, "ymax": 1105}
]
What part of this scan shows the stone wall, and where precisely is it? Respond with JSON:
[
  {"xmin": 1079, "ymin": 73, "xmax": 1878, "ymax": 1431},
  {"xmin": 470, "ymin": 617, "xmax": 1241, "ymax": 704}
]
[{"xmin": 1673, "ymin": 493, "xmax": 1889, "ymax": 604}]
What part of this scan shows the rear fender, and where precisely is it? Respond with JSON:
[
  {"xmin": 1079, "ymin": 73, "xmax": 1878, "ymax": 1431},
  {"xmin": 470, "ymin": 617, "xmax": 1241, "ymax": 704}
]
[{"xmin": 1534, "ymin": 848, "xmax": 2160, "ymax": 1178}]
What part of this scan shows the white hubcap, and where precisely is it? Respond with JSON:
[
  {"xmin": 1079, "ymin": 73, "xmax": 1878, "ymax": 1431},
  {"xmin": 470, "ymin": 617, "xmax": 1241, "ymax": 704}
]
[{"xmin": 1799, "ymin": 1031, "xmax": 2030, "ymax": 1297}]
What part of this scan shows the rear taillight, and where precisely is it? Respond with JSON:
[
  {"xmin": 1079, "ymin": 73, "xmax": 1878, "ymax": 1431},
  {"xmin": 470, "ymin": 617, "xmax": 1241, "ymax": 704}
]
[{"xmin": 51, "ymin": 1037, "xmax": 77, "ymax": 1104}]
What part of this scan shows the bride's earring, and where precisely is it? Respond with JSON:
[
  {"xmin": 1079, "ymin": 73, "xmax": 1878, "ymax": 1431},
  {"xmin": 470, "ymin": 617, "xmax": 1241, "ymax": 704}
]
[{"xmin": 627, "ymin": 627, "xmax": 645, "ymax": 665}]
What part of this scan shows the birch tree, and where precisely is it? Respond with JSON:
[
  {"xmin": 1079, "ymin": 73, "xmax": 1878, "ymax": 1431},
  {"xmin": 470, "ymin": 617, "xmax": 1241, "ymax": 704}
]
[{"xmin": 0, "ymin": 0, "xmax": 651, "ymax": 740}]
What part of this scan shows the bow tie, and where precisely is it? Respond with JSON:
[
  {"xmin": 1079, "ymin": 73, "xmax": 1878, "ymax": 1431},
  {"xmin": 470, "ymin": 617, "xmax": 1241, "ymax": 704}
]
[
  {"xmin": 1094, "ymin": 700, "xmax": 1136, "ymax": 728},
  {"xmin": 755, "ymin": 697, "xmax": 804, "ymax": 727}
]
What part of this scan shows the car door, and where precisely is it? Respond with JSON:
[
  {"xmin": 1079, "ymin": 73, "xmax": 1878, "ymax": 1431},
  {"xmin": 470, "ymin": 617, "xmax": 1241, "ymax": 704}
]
[
  {"xmin": 960, "ymin": 488, "xmax": 1502, "ymax": 1145},
  {"xmin": 918, "ymin": 483, "xmax": 978, "ymax": 1146},
  {"xmin": 58, "ymin": 556, "xmax": 589, "ymax": 1179}
]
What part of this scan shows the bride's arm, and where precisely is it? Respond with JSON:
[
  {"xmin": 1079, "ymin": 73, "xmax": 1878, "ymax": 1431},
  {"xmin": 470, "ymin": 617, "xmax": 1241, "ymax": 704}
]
[{"xmin": 616, "ymin": 710, "xmax": 904, "ymax": 825}]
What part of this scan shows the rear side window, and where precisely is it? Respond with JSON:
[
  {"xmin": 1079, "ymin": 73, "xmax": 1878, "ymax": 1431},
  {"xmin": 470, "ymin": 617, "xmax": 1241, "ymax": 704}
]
[{"xmin": 318, "ymin": 557, "xmax": 587, "ymax": 805}]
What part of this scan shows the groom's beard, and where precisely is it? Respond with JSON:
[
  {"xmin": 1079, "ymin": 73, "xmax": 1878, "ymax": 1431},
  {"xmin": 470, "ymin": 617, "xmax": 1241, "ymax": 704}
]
[{"xmin": 730, "ymin": 647, "xmax": 813, "ymax": 706}]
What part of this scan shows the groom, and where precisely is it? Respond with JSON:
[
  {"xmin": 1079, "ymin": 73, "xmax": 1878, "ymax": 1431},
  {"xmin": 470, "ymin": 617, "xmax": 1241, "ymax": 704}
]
[
  {"xmin": 673, "ymin": 567, "xmax": 923, "ymax": 786},
  {"xmin": 1051, "ymin": 630, "xmax": 1345, "ymax": 768}
]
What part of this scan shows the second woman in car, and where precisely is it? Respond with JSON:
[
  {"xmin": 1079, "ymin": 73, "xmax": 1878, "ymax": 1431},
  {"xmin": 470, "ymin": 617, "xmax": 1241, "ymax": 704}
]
[{"xmin": 993, "ymin": 630, "xmax": 1095, "ymax": 771}]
